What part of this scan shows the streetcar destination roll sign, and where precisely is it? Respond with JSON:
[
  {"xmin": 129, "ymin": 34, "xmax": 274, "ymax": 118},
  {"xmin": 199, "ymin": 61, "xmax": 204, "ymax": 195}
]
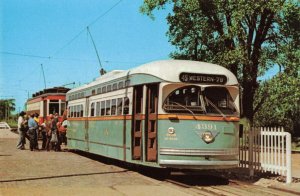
[{"xmin": 179, "ymin": 72, "xmax": 227, "ymax": 84}]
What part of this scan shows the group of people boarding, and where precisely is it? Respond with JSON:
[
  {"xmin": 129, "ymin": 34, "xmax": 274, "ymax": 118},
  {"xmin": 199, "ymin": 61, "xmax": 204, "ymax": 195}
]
[{"xmin": 16, "ymin": 111, "xmax": 68, "ymax": 152}]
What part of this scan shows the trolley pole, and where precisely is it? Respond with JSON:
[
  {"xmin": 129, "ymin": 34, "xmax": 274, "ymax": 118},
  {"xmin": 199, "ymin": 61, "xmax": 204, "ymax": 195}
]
[{"xmin": 41, "ymin": 64, "xmax": 46, "ymax": 89}]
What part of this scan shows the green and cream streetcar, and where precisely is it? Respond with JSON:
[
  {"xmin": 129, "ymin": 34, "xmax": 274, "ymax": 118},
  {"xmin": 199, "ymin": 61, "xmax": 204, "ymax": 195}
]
[{"xmin": 67, "ymin": 60, "xmax": 240, "ymax": 169}]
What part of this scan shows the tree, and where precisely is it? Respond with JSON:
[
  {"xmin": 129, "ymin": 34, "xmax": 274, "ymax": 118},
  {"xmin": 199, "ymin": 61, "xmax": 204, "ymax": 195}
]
[
  {"xmin": 254, "ymin": 71, "xmax": 300, "ymax": 133},
  {"xmin": 0, "ymin": 99, "xmax": 16, "ymax": 120},
  {"xmin": 141, "ymin": 0, "xmax": 300, "ymax": 122},
  {"xmin": 254, "ymin": 14, "xmax": 300, "ymax": 134}
]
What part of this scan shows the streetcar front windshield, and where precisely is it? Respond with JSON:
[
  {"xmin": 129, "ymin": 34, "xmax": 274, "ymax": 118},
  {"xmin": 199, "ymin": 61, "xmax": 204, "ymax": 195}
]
[
  {"xmin": 163, "ymin": 86, "xmax": 204, "ymax": 114},
  {"xmin": 163, "ymin": 85, "xmax": 238, "ymax": 116},
  {"xmin": 203, "ymin": 86, "xmax": 237, "ymax": 115}
]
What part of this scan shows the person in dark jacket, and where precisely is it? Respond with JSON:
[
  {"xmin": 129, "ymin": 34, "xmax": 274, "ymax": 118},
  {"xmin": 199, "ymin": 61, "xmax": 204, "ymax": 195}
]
[{"xmin": 27, "ymin": 114, "xmax": 38, "ymax": 151}]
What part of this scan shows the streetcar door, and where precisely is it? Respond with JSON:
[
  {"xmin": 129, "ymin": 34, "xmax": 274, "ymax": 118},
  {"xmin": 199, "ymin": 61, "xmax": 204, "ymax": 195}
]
[
  {"xmin": 145, "ymin": 84, "xmax": 158, "ymax": 162},
  {"xmin": 132, "ymin": 85, "xmax": 143, "ymax": 160}
]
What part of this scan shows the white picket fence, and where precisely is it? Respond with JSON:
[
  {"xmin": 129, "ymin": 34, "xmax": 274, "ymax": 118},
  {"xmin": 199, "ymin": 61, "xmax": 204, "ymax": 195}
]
[{"xmin": 239, "ymin": 127, "xmax": 292, "ymax": 183}]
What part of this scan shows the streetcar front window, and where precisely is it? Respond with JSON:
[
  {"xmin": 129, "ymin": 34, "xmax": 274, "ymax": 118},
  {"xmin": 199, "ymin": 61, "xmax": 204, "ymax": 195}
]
[
  {"xmin": 163, "ymin": 86, "xmax": 204, "ymax": 114},
  {"xmin": 49, "ymin": 100, "xmax": 59, "ymax": 115},
  {"xmin": 203, "ymin": 87, "xmax": 237, "ymax": 115},
  {"xmin": 163, "ymin": 85, "xmax": 238, "ymax": 116}
]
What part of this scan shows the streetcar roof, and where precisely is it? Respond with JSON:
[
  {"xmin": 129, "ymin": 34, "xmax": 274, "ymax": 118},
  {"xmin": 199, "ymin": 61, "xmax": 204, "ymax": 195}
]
[{"xmin": 68, "ymin": 60, "xmax": 238, "ymax": 93}]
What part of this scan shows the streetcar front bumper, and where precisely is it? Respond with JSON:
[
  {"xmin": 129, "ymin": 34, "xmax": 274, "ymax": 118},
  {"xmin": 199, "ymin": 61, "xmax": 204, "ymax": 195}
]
[{"xmin": 158, "ymin": 148, "xmax": 239, "ymax": 169}]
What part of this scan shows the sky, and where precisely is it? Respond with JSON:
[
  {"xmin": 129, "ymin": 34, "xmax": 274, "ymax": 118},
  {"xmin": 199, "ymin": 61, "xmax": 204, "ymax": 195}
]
[
  {"xmin": 0, "ymin": 0, "xmax": 174, "ymax": 112},
  {"xmin": 0, "ymin": 0, "xmax": 279, "ymax": 114}
]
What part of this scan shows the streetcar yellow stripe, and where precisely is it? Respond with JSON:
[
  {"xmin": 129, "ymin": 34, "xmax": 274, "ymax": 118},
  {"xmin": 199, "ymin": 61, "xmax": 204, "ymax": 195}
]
[
  {"xmin": 68, "ymin": 115, "xmax": 239, "ymax": 122},
  {"xmin": 157, "ymin": 114, "xmax": 239, "ymax": 121}
]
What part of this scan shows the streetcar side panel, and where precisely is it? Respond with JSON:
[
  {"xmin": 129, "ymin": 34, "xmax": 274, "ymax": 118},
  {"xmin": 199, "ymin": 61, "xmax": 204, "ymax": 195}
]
[{"xmin": 67, "ymin": 89, "xmax": 134, "ymax": 162}]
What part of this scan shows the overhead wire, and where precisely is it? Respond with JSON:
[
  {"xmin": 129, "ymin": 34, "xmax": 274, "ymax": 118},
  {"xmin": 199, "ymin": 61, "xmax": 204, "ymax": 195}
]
[
  {"xmin": 2, "ymin": 0, "xmax": 124, "ymax": 68},
  {"xmin": 1, "ymin": 51, "xmax": 143, "ymax": 65},
  {"xmin": 3, "ymin": 0, "xmax": 125, "ymax": 101},
  {"xmin": 51, "ymin": 0, "xmax": 123, "ymax": 58},
  {"xmin": 0, "ymin": 51, "xmax": 50, "ymax": 59}
]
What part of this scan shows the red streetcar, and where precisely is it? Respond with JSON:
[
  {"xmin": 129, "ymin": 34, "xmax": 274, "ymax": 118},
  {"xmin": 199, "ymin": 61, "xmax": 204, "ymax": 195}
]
[{"xmin": 26, "ymin": 87, "xmax": 70, "ymax": 123}]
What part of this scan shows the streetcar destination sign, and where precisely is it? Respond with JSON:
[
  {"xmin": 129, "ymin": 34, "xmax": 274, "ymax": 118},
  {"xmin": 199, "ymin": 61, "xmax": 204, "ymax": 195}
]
[{"xmin": 179, "ymin": 72, "xmax": 227, "ymax": 84}]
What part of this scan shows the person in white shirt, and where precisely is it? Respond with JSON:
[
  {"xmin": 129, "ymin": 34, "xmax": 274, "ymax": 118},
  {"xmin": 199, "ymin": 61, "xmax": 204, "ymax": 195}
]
[{"xmin": 16, "ymin": 111, "xmax": 26, "ymax": 150}]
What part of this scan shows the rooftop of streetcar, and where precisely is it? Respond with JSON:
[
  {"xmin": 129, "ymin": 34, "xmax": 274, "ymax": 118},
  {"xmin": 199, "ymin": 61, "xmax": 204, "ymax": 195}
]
[{"xmin": 68, "ymin": 60, "xmax": 238, "ymax": 94}]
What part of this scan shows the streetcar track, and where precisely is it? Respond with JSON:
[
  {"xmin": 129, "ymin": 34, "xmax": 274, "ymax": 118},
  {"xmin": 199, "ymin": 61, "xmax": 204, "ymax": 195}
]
[
  {"xmin": 197, "ymin": 187, "xmax": 226, "ymax": 196},
  {"xmin": 201, "ymin": 187, "xmax": 231, "ymax": 196},
  {"xmin": 165, "ymin": 179, "xmax": 192, "ymax": 188},
  {"xmin": 269, "ymin": 186, "xmax": 300, "ymax": 196},
  {"xmin": 210, "ymin": 186, "xmax": 245, "ymax": 196},
  {"xmin": 162, "ymin": 175, "xmax": 300, "ymax": 196},
  {"xmin": 0, "ymin": 170, "xmax": 129, "ymax": 183}
]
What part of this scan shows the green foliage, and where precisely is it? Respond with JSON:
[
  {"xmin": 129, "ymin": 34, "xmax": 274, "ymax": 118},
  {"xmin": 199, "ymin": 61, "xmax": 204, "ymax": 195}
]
[
  {"xmin": 254, "ymin": 38, "xmax": 300, "ymax": 135},
  {"xmin": 254, "ymin": 3, "xmax": 300, "ymax": 134},
  {"xmin": 141, "ymin": 0, "xmax": 300, "ymax": 123},
  {"xmin": 0, "ymin": 99, "xmax": 16, "ymax": 120},
  {"xmin": 6, "ymin": 118, "xmax": 18, "ymax": 128},
  {"xmin": 254, "ymin": 72, "xmax": 300, "ymax": 134}
]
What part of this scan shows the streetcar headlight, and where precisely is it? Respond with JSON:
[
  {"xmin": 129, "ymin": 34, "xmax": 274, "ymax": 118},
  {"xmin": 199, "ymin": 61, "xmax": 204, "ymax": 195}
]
[
  {"xmin": 168, "ymin": 127, "xmax": 175, "ymax": 134},
  {"xmin": 202, "ymin": 131, "xmax": 214, "ymax": 143}
]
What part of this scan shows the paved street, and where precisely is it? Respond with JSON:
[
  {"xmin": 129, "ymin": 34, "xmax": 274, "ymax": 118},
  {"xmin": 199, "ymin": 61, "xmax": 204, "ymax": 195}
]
[
  {"xmin": 0, "ymin": 137, "xmax": 191, "ymax": 196},
  {"xmin": 1, "ymin": 129, "xmax": 300, "ymax": 196}
]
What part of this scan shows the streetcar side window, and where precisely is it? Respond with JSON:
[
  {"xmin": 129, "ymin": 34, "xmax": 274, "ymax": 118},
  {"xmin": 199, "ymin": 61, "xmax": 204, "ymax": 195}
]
[
  {"xmin": 96, "ymin": 102, "xmax": 101, "ymax": 116},
  {"xmin": 90, "ymin": 103, "xmax": 95, "ymax": 117},
  {"xmin": 102, "ymin": 86, "xmax": 106, "ymax": 93},
  {"xmin": 73, "ymin": 106, "xmax": 77, "ymax": 117},
  {"xmin": 80, "ymin": 105, "xmax": 84, "ymax": 117},
  {"xmin": 123, "ymin": 97, "xmax": 129, "ymax": 115},
  {"xmin": 107, "ymin": 85, "xmax": 112, "ymax": 92},
  {"xmin": 69, "ymin": 106, "xmax": 72, "ymax": 117},
  {"xmin": 118, "ymin": 81, "xmax": 124, "ymax": 89},
  {"xmin": 111, "ymin": 99, "xmax": 116, "ymax": 115},
  {"xmin": 73, "ymin": 106, "xmax": 76, "ymax": 117},
  {"xmin": 74, "ymin": 106, "xmax": 76, "ymax": 117},
  {"xmin": 70, "ymin": 106, "xmax": 73, "ymax": 117},
  {"xmin": 76, "ymin": 105, "xmax": 80, "ymax": 117},
  {"xmin": 100, "ymin": 101, "xmax": 105, "ymax": 116},
  {"xmin": 105, "ymin": 100, "xmax": 111, "ymax": 115},
  {"xmin": 69, "ymin": 105, "xmax": 83, "ymax": 117},
  {"xmin": 117, "ymin": 98, "xmax": 123, "ymax": 115},
  {"xmin": 113, "ymin": 83, "xmax": 117, "ymax": 91}
]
